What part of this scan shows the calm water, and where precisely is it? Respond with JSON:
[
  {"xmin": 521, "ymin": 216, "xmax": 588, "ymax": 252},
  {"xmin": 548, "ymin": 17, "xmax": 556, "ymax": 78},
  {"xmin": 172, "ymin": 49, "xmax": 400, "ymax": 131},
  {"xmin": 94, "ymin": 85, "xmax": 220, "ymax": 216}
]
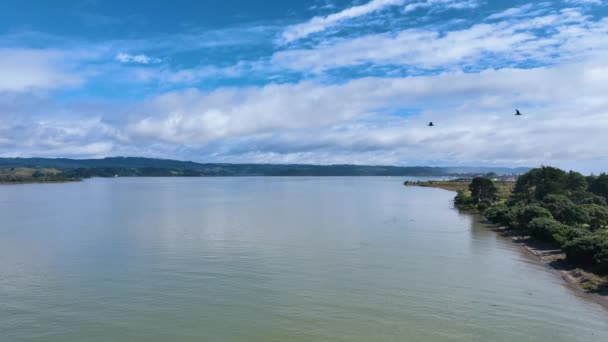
[{"xmin": 1, "ymin": 177, "xmax": 607, "ymax": 341}]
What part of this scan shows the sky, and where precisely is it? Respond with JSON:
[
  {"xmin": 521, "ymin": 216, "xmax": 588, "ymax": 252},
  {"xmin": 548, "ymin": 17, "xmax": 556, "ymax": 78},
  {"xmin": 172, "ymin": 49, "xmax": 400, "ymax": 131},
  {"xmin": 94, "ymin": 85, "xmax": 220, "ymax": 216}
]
[{"xmin": 1, "ymin": 0, "xmax": 607, "ymax": 172}]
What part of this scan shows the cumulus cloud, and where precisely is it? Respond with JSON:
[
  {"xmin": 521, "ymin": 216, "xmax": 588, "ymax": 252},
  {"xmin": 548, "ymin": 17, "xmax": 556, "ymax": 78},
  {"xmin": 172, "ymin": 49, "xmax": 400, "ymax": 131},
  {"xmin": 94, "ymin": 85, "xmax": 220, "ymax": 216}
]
[
  {"xmin": 2, "ymin": 1, "xmax": 607, "ymax": 172},
  {"xmin": 118, "ymin": 59, "xmax": 608, "ymax": 171},
  {"xmin": 3, "ymin": 58, "xmax": 608, "ymax": 171}
]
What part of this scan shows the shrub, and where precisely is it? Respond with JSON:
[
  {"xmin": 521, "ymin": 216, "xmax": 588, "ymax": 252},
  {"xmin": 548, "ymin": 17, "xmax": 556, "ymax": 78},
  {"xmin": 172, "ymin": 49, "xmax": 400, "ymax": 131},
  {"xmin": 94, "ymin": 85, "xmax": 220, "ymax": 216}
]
[
  {"xmin": 581, "ymin": 204, "xmax": 608, "ymax": 231},
  {"xmin": 528, "ymin": 217, "xmax": 568, "ymax": 243},
  {"xmin": 569, "ymin": 190, "xmax": 607, "ymax": 206},
  {"xmin": 454, "ymin": 190, "xmax": 474, "ymax": 208},
  {"xmin": 563, "ymin": 234, "xmax": 608, "ymax": 266},
  {"xmin": 552, "ymin": 226, "xmax": 591, "ymax": 247},
  {"xmin": 516, "ymin": 205, "xmax": 553, "ymax": 233},
  {"xmin": 484, "ymin": 204, "xmax": 515, "ymax": 226},
  {"xmin": 541, "ymin": 194, "xmax": 589, "ymax": 225},
  {"xmin": 469, "ymin": 177, "xmax": 497, "ymax": 204},
  {"xmin": 589, "ymin": 174, "xmax": 608, "ymax": 200},
  {"xmin": 477, "ymin": 199, "xmax": 492, "ymax": 211}
]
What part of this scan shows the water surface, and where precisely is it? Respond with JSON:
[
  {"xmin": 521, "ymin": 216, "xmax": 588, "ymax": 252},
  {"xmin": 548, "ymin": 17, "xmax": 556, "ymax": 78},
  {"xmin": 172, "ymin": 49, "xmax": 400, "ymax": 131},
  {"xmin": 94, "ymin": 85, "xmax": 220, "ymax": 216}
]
[{"xmin": 1, "ymin": 177, "xmax": 607, "ymax": 341}]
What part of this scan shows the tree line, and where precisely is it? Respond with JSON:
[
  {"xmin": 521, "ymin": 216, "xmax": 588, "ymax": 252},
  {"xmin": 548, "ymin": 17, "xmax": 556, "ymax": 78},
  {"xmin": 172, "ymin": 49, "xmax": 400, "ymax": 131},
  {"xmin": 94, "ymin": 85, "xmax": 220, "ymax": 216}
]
[{"xmin": 455, "ymin": 166, "xmax": 608, "ymax": 272}]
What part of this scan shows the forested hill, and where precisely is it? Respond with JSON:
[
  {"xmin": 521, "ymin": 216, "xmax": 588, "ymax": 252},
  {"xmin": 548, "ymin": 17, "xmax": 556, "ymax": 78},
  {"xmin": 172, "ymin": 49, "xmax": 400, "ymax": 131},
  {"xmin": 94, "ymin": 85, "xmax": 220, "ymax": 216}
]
[{"xmin": 0, "ymin": 157, "xmax": 529, "ymax": 177}]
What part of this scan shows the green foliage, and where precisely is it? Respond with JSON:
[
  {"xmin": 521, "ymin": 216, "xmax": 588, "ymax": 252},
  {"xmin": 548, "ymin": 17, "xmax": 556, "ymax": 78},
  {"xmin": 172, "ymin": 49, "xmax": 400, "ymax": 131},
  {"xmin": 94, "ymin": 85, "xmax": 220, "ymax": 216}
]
[
  {"xmin": 581, "ymin": 204, "xmax": 608, "ymax": 231},
  {"xmin": 454, "ymin": 190, "xmax": 474, "ymax": 208},
  {"xmin": 484, "ymin": 204, "xmax": 515, "ymax": 227},
  {"xmin": 516, "ymin": 205, "xmax": 553, "ymax": 232},
  {"xmin": 511, "ymin": 171, "xmax": 537, "ymax": 204},
  {"xmin": 569, "ymin": 190, "xmax": 607, "ymax": 205},
  {"xmin": 566, "ymin": 171, "xmax": 588, "ymax": 192},
  {"xmin": 589, "ymin": 174, "xmax": 608, "ymax": 200},
  {"xmin": 469, "ymin": 177, "xmax": 498, "ymax": 204},
  {"xmin": 511, "ymin": 166, "xmax": 569, "ymax": 203},
  {"xmin": 476, "ymin": 199, "xmax": 493, "ymax": 212},
  {"xmin": 476, "ymin": 165, "xmax": 608, "ymax": 269},
  {"xmin": 535, "ymin": 166, "xmax": 569, "ymax": 199},
  {"xmin": 528, "ymin": 217, "xmax": 569, "ymax": 242},
  {"xmin": 563, "ymin": 234, "xmax": 608, "ymax": 266},
  {"xmin": 552, "ymin": 226, "xmax": 590, "ymax": 247},
  {"xmin": 541, "ymin": 194, "xmax": 589, "ymax": 225}
]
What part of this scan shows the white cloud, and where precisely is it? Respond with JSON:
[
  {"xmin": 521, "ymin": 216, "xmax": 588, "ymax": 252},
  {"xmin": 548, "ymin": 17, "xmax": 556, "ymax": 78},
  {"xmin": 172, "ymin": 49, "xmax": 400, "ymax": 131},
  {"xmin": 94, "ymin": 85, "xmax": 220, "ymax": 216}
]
[
  {"xmin": 0, "ymin": 49, "xmax": 82, "ymax": 92},
  {"xmin": 115, "ymin": 52, "xmax": 160, "ymax": 64},
  {"xmin": 564, "ymin": 0, "xmax": 602, "ymax": 5},
  {"xmin": 2, "ymin": 1, "xmax": 607, "ymax": 172},
  {"xmin": 118, "ymin": 58, "xmax": 608, "ymax": 171},
  {"xmin": 486, "ymin": 4, "xmax": 536, "ymax": 20},
  {"xmin": 273, "ymin": 8, "xmax": 607, "ymax": 72},
  {"xmin": 404, "ymin": 0, "xmax": 478, "ymax": 13},
  {"xmin": 281, "ymin": 0, "xmax": 406, "ymax": 43},
  {"xmin": 281, "ymin": 0, "xmax": 480, "ymax": 43},
  {"xmin": 2, "ymin": 58, "xmax": 608, "ymax": 171}
]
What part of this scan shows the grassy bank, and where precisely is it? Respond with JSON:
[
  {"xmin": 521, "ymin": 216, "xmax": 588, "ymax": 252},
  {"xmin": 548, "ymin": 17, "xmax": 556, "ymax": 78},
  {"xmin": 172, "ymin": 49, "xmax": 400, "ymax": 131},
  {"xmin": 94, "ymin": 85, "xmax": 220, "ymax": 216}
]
[
  {"xmin": 404, "ymin": 179, "xmax": 514, "ymax": 201},
  {"xmin": 0, "ymin": 168, "xmax": 80, "ymax": 184}
]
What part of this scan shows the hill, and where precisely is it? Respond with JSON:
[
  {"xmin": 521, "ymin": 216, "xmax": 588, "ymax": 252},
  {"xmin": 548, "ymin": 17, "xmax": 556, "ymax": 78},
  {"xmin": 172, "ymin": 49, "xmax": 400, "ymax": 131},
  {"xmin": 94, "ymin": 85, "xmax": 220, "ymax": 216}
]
[{"xmin": 0, "ymin": 157, "xmax": 530, "ymax": 178}]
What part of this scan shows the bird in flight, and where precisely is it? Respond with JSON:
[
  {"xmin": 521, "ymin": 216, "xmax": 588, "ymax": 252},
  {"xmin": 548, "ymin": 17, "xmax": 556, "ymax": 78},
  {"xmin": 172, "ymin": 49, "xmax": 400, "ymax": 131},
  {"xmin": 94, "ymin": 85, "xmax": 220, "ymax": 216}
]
[
  {"xmin": 515, "ymin": 109, "xmax": 522, "ymax": 116},
  {"xmin": 428, "ymin": 122, "xmax": 434, "ymax": 127}
]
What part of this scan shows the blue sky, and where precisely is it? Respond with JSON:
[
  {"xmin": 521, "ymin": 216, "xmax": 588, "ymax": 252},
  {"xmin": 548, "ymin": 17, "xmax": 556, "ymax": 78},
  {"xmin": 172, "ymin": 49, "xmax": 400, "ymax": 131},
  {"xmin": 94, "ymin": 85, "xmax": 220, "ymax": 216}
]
[{"xmin": 1, "ymin": 0, "xmax": 607, "ymax": 172}]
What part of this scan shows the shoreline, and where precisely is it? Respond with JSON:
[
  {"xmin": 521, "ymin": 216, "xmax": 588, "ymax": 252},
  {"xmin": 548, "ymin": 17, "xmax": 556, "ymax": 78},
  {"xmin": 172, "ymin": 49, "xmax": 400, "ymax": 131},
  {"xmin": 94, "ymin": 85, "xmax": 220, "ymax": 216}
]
[
  {"xmin": 408, "ymin": 183, "xmax": 608, "ymax": 308},
  {"xmin": 512, "ymin": 235, "xmax": 608, "ymax": 308},
  {"xmin": 0, "ymin": 179, "xmax": 81, "ymax": 185}
]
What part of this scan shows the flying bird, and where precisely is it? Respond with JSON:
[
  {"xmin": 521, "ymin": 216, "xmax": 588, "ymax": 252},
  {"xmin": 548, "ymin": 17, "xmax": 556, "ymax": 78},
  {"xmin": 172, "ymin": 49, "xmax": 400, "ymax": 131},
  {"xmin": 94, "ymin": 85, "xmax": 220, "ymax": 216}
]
[
  {"xmin": 515, "ymin": 109, "xmax": 522, "ymax": 116},
  {"xmin": 428, "ymin": 122, "xmax": 434, "ymax": 127}
]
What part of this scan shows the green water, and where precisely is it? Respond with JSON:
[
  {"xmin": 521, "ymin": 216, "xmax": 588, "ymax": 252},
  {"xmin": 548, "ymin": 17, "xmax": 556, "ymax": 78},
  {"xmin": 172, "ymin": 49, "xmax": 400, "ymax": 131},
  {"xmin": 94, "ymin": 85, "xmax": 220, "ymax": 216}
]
[{"xmin": 1, "ymin": 177, "xmax": 607, "ymax": 341}]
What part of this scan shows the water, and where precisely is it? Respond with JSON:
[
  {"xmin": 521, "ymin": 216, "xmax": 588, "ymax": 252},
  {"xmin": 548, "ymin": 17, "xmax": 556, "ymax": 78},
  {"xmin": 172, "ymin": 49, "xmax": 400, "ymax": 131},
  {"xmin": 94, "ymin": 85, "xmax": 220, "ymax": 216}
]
[{"xmin": 1, "ymin": 177, "xmax": 607, "ymax": 341}]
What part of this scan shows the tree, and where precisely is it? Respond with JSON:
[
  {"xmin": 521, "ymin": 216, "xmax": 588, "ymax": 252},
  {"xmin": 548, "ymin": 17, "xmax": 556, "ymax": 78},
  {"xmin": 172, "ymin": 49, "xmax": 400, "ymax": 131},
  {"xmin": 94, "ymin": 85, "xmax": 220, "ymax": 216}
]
[
  {"xmin": 541, "ymin": 194, "xmax": 589, "ymax": 225},
  {"xmin": 511, "ymin": 170, "xmax": 538, "ymax": 204},
  {"xmin": 516, "ymin": 205, "xmax": 553, "ymax": 232},
  {"xmin": 511, "ymin": 166, "xmax": 568, "ymax": 203},
  {"xmin": 528, "ymin": 217, "xmax": 568, "ymax": 243},
  {"xmin": 535, "ymin": 166, "xmax": 568, "ymax": 199},
  {"xmin": 563, "ymin": 234, "xmax": 608, "ymax": 266},
  {"xmin": 581, "ymin": 204, "xmax": 608, "ymax": 231},
  {"xmin": 589, "ymin": 174, "xmax": 608, "ymax": 200},
  {"xmin": 566, "ymin": 171, "xmax": 588, "ymax": 192},
  {"xmin": 469, "ymin": 177, "xmax": 497, "ymax": 204},
  {"xmin": 454, "ymin": 190, "xmax": 474, "ymax": 208},
  {"xmin": 569, "ymin": 190, "xmax": 607, "ymax": 205},
  {"xmin": 552, "ymin": 226, "xmax": 590, "ymax": 247},
  {"xmin": 484, "ymin": 204, "xmax": 515, "ymax": 227}
]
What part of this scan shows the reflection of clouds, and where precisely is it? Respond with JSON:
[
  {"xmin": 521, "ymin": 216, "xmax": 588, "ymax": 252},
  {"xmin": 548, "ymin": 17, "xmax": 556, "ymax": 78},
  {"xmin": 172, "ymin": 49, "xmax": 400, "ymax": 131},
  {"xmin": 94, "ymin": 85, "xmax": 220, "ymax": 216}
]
[{"xmin": 3, "ymin": 178, "xmax": 608, "ymax": 339}]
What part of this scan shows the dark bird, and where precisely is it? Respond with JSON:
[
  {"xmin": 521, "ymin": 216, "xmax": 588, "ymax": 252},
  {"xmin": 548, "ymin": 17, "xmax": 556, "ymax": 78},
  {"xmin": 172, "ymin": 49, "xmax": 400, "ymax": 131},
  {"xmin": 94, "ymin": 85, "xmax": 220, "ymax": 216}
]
[
  {"xmin": 515, "ymin": 109, "xmax": 522, "ymax": 116},
  {"xmin": 428, "ymin": 122, "xmax": 434, "ymax": 127}
]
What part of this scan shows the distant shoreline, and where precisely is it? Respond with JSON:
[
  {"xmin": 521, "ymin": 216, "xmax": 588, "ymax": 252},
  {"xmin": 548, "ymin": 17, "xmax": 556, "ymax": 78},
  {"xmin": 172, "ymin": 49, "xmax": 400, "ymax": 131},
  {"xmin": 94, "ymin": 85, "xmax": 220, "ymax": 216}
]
[
  {"xmin": 0, "ymin": 179, "xmax": 81, "ymax": 185},
  {"xmin": 407, "ymin": 182, "xmax": 608, "ymax": 309}
]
